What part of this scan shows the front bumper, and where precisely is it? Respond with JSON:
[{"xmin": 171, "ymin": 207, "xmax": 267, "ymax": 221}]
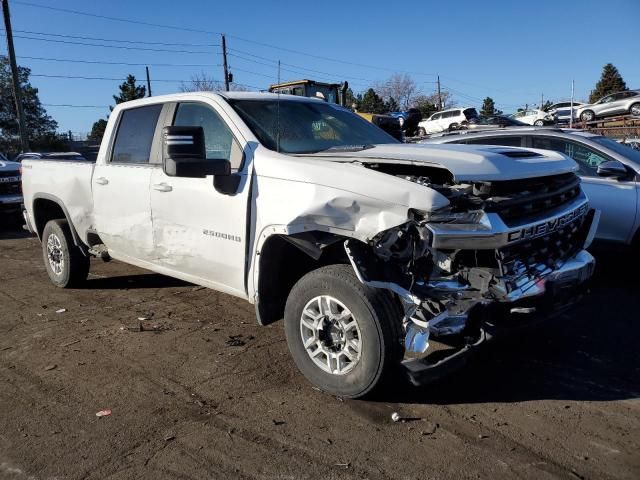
[
  {"xmin": 0, "ymin": 195, "xmax": 23, "ymax": 215},
  {"xmin": 402, "ymin": 249, "xmax": 595, "ymax": 386}
]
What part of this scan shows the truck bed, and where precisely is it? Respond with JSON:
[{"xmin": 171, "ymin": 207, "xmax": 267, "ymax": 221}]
[{"xmin": 22, "ymin": 159, "xmax": 96, "ymax": 240}]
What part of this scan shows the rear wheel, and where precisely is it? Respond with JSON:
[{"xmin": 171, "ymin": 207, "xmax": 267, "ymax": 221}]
[
  {"xmin": 284, "ymin": 265, "xmax": 401, "ymax": 398},
  {"xmin": 42, "ymin": 219, "xmax": 89, "ymax": 288},
  {"xmin": 417, "ymin": 127, "xmax": 426, "ymax": 136},
  {"xmin": 448, "ymin": 123, "xmax": 459, "ymax": 131},
  {"xmin": 533, "ymin": 119, "xmax": 545, "ymax": 126},
  {"xmin": 630, "ymin": 103, "xmax": 640, "ymax": 117}
]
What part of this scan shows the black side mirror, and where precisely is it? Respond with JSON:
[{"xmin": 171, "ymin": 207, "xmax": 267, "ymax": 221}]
[
  {"xmin": 596, "ymin": 160, "xmax": 628, "ymax": 179},
  {"xmin": 162, "ymin": 126, "xmax": 230, "ymax": 178}
]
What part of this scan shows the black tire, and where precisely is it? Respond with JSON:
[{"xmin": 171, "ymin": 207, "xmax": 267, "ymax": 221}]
[
  {"xmin": 284, "ymin": 265, "xmax": 402, "ymax": 399},
  {"xmin": 533, "ymin": 120, "xmax": 544, "ymax": 126},
  {"xmin": 630, "ymin": 103, "xmax": 640, "ymax": 117},
  {"xmin": 448, "ymin": 123, "xmax": 459, "ymax": 131},
  {"xmin": 417, "ymin": 127, "xmax": 426, "ymax": 136},
  {"xmin": 41, "ymin": 219, "xmax": 89, "ymax": 288},
  {"xmin": 580, "ymin": 110, "xmax": 595, "ymax": 122}
]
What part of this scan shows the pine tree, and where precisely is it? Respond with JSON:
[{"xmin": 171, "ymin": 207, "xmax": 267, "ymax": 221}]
[
  {"xmin": 110, "ymin": 75, "xmax": 146, "ymax": 111},
  {"xmin": 356, "ymin": 88, "xmax": 387, "ymax": 114},
  {"xmin": 88, "ymin": 119, "xmax": 108, "ymax": 143},
  {"xmin": 589, "ymin": 64, "xmax": 628, "ymax": 103},
  {"xmin": 480, "ymin": 97, "xmax": 503, "ymax": 117}
]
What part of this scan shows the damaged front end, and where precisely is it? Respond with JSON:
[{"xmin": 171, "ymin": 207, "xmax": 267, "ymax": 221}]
[{"xmin": 344, "ymin": 171, "xmax": 599, "ymax": 385}]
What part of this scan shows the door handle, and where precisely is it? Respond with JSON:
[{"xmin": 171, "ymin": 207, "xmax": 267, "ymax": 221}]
[
  {"xmin": 152, "ymin": 183, "xmax": 173, "ymax": 192},
  {"xmin": 95, "ymin": 177, "xmax": 109, "ymax": 185}
]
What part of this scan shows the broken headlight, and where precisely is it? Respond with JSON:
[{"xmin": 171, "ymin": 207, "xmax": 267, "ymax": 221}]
[{"xmin": 424, "ymin": 208, "xmax": 490, "ymax": 227}]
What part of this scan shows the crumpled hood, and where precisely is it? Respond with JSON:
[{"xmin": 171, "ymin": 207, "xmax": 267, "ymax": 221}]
[
  {"xmin": 0, "ymin": 160, "xmax": 21, "ymax": 172},
  {"xmin": 310, "ymin": 143, "xmax": 578, "ymax": 182}
]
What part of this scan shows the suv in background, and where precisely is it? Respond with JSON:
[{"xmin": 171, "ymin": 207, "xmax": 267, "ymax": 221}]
[
  {"xmin": 546, "ymin": 101, "xmax": 584, "ymax": 124},
  {"xmin": 0, "ymin": 155, "xmax": 23, "ymax": 223},
  {"xmin": 422, "ymin": 128, "xmax": 640, "ymax": 249},
  {"xmin": 509, "ymin": 109, "xmax": 554, "ymax": 126},
  {"xmin": 577, "ymin": 90, "xmax": 640, "ymax": 122},
  {"xmin": 417, "ymin": 107, "xmax": 478, "ymax": 135}
]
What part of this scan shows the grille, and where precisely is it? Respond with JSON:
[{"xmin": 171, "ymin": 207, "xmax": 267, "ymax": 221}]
[
  {"xmin": 0, "ymin": 170, "xmax": 20, "ymax": 178},
  {"xmin": 480, "ymin": 173, "xmax": 581, "ymax": 226},
  {"xmin": 0, "ymin": 178, "xmax": 21, "ymax": 196},
  {"xmin": 496, "ymin": 209, "xmax": 592, "ymax": 277}
]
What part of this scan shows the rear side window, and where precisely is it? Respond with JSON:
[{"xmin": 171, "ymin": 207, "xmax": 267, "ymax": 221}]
[
  {"xmin": 466, "ymin": 136, "xmax": 523, "ymax": 147},
  {"xmin": 111, "ymin": 105, "xmax": 162, "ymax": 164},
  {"xmin": 530, "ymin": 137, "xmax": 609, "ymax": 177}
]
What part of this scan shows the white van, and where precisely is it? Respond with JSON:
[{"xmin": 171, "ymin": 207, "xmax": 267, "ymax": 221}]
[{"xmin": 417, "ymin": 107, "xmax": 478, "ymax": 135}]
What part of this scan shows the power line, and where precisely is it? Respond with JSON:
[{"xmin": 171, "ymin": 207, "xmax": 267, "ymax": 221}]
[
  {"xmin": 31, "ymin": 73, "xmax": 188, "ymax": 83},
  {"xmin": 12, "ymin": 28, "xmax": 219, "ymax": 48},
  {"xmin": 12, "ymin": 1, "xmax": 220, "ymax": 35},
  {"xmin": 18, "ymin": 55, "xmax": 220, "ymax": 68},
  {"xmin": 43, "ymin": 103, "xmax": 108, "ymax": 108},
  {"xmin": 11, "ymin": 33, "xmax": 213, "ymax": 54}
]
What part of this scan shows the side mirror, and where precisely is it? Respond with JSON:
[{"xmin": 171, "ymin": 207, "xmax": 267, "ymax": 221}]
[
  {"xmin": 596, "ymin": 160, "xmax": 628, "ymax": 179},
  {"xmin": 162, "ymin": 126, "xmax": 230, "ymax": 178}
]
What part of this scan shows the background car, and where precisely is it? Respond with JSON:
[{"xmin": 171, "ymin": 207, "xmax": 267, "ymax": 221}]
[
  {"xmin": 417, "ymin": 107, "xmax": 478, "ymax": 135},
  {"xmin": 13, "ymin": 152, "xmax": 87, "ymax": 162},
  {"xmin": 389, "ymin": 108, "xmax": 423, "ymax": 136},
  {"xmin": 422, "ymin": 128, "xmax": 640, "ymax": 249},
  {"xmin": 0, "ymin": 156, "xmax": 23, "ymax": 223},
  {"xmin": 546, "ymin": 101, "xmax": 584, "ymax": 124},
  {"xmin": 466, "ymin": 115, "xmax": 528, "ymax": 130},
  {"xmin": 509, "ymin": 109, "xmax": 554, "ymax": 126},
  {"xmin": 576, "ymin": 90, "xmax": 640, "ymax": 122}
]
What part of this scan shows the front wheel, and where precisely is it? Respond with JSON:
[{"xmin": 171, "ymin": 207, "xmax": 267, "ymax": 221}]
[
  {"xmin": 630, "ymin": 103, "xmax": 640, "ymax": 117},
  {"xmin": 284, "ymin": 265, "xmax": 401, "ymax": 398},
  {"xmin": 580, "ymin": 110, "xmax": 595, "ymax": 122},
  {"xmin": 417, "ymin": 127, "xmax": 427, "ymax": 136},
  {"xmin": 42, "ymin": 219, "xmax": 89, "ymax": 288}
]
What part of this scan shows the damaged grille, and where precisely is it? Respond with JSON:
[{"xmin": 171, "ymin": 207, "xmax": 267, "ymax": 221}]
[
  {"xmin": 496, "ymin": 209, "xmax": 592, "ymax": 277},
  {"xmin": 481, "ymin": 173, "xmax": 581, "ymax": 226}
]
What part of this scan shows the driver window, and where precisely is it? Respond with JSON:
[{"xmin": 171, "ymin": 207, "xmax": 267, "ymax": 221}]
[
  {"xmin": 531, "ymin": 137, "xmax": 608, "ymax": 177},
  {"xmin": 173, "ymin": 102, "xmax": 243, "ymax": 171}
]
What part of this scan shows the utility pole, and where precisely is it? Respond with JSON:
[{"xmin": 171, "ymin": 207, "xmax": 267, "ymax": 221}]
[
  {"xmin": 221, "ymin": 34, "xmax": 230, "ymax": 92},
  {"xmin": 540, "ymin": 92, "xmax": 544, "ymax": 109},
  {"xmin": 145, "ymin": 66, "xmax": 152, "ymax": 97},
  {"xmin": 569, "ymin": 79, "xmax": 575, "ymax": 129},
  {"xmin": 1, "ymin": 0, "xmax": 29, "ymax": 151},
  {"xmin": 437, "ymin": 75, "xmax": 442, "ymax": 110}
]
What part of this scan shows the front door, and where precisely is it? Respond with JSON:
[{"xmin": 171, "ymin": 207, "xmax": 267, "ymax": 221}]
[
  {"xmin": 92, "ymin": 103, "xmax": 163, "ymax": 261},
  {"xmin": 149, "ymin": 100, "xmax": 252, "ymax": 297}
]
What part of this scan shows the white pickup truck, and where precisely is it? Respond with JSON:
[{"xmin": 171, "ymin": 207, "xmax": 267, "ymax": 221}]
[{"xmin": 22, "ymin": 92, "xmax": 599, "ymax": 398}]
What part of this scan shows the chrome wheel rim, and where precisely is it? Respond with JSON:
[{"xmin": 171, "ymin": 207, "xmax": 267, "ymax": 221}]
[
  {"xmin": 46, "ymin": 233, "xmax": 64, "ymax": 276},
  {"xmin": 300, "ymin": 295, "xmax": 362, "ymax": 375},
  {"xmin": 631, "ymin": 105, "xmax": 640, "ymax": 116}
]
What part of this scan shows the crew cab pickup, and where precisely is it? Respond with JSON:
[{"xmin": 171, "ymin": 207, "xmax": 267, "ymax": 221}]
[{"xmin": 22, "ymin": 92, "xmax": 599, "ymax": 398}]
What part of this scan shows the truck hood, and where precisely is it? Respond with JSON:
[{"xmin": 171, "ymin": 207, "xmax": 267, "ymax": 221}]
[
  {"xmin": 309, "ymin": 143, "xmax": 578, "ymax": 181},
  {"xmin": 0, "ymin": 160, "xmax": 21, "ymax": 172}
]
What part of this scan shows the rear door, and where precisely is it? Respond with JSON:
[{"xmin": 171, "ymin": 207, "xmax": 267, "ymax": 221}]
[
  {"xmin": 149, "ymin": 100, "xmax": 252, "ymax": 297},
  {"xmin": 529, "ymin": 136, "xmax": 636, "ymax": 243},
  {"xmin": 92, "ymin": 103, "xmax": 164, "ymax": 261}
]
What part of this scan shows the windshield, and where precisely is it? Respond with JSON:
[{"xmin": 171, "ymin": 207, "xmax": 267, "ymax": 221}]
[
  {"xmin": 590, "ymin": 136, "xmax": 640, "ymax": 167},
  {"xmin": 227, "ymin": 99, "xmax": 399, "ymax": 154}
]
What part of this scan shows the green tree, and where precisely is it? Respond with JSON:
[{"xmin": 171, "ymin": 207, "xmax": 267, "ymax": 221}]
[
  {"xmin": 0, "ymin": 56, "xmax": 59, "ymax": 154},
  {"xmin": 480, "ymin": 97, "xmax": 503, "ymax": 116},
  {"xmin": 88, "ymin": 118, "xmax": 108, "ymax": 144},
  {"xmin": 111, "ymin": 74, "xmax": 146, "ymax": 110},
  {"xmin": 356, "ymin": 88, "xmax": 387, "ymax": 114},
  {"xmin": 541, "ymin": 100, "xmax": 553, "ymax": 111},
  {"xmin": 385, "ymin": 97, "xmax": 400, "ymax": 112},
  {"xmin": 412, "ymin": 95, "xmax": 438, "ymax": 118},
  {"xmin": 589, "ymin": 63, "xmax": 628, "ymax": 103}
]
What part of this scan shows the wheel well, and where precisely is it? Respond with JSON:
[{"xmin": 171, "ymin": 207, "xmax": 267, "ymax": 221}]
[
  {"xmin": 33, "ymin": 198, "xmax": 66, "ymax": 238},
  {"xmin": 255, "ymin": 233, "xmax": 351, "ymax": 325}
]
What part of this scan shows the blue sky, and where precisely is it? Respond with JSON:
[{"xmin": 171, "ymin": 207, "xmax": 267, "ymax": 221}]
[{"xmin": 4, "ymin": 0, "xmax": 639, "ymax": 134}]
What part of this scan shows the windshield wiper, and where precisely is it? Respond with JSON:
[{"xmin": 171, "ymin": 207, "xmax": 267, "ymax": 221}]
[{"xmin": 319, "ymin": 144, "xmax": 376, "ymax": 153}]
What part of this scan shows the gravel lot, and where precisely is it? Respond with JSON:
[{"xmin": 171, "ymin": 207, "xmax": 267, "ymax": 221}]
[{"xmin": 1, "ymin": 225, "xmax": 638, "ymax": 480}]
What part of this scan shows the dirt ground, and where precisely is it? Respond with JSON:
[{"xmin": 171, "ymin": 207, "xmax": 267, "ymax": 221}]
[{"xmin": 0, "ymin": 224, "xmax": 638, "ymax": 480}]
